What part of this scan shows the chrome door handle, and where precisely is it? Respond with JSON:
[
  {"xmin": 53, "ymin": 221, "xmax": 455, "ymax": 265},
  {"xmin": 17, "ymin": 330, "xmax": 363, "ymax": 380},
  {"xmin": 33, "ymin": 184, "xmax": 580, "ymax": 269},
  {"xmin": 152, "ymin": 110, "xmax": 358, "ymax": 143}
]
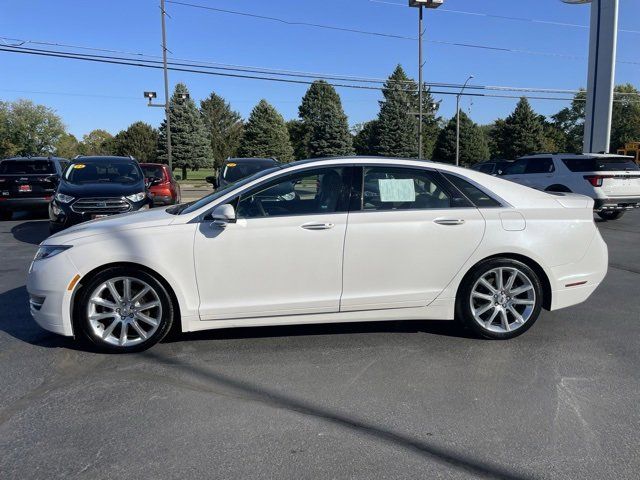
[
  {"xmin": 301, "ymin": 222, "xmax": 335, "ymax": 230},
  {"xmin": 434, "ymin": 218, "xmax": 465, "ymax": 226}
]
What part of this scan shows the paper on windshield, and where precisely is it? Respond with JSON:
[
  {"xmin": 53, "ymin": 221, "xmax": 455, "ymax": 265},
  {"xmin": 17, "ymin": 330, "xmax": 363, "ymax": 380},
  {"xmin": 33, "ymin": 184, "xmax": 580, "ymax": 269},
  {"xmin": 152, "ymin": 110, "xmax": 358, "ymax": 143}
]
[{"xmin": 379, "ymin": 179, "xmax": 415, "ymax": 202}]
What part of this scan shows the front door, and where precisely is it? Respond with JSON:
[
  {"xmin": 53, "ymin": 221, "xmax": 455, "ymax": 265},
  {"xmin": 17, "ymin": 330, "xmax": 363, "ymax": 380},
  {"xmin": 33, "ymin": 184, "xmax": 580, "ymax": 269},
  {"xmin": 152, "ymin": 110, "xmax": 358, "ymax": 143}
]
[
  {"xmin": 340, "ymin": 166, "xmax": 486, "ymax": 311},
  {"xmin": 194, "ymin": 166, "xmax": 354, "ymax": 320}
]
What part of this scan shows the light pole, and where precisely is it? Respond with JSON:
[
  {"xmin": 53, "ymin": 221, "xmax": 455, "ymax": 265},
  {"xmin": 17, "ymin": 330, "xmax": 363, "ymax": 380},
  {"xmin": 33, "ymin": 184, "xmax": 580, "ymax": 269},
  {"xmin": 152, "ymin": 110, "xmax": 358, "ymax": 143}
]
[
  {"xmin": 409, "ymin": 1, "xmax": 443, "ymax": 159},
  {"xmin": 456, "ymin": 75, "xmax": 474, "ymax": 167},
  {"xmin": 562, "ymin": 0, "xmax": 619, "ymax": 153},
  {"xmin": 143, "ymin": 0, "xmax": 173, "ymax": 171}
]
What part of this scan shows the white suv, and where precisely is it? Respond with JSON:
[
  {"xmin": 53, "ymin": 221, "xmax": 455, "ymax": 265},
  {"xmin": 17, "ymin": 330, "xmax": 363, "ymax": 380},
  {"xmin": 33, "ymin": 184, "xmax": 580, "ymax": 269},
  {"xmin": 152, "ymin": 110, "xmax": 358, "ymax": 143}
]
[{"xmin": 502, "ymin": 153, "xmax": 640, "ymax": 220}]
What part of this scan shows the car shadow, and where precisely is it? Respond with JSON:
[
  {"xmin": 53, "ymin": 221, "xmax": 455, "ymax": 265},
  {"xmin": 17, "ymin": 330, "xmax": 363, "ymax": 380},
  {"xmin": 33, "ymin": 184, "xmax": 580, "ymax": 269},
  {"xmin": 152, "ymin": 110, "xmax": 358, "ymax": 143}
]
[{"xmin": 10, "ymin": 220, "xmax": 49, "ymax": 245}]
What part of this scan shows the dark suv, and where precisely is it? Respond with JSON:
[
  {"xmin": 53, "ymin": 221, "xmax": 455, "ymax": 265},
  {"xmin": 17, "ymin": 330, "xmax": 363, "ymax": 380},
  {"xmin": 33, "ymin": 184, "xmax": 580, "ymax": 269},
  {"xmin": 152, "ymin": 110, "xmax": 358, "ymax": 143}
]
[
  {"xmin": 49, "ymin": 156, "xmax": 152, "ymax": 233},
  {"xmin": 0, "ymin": 157, "xmax": 70, "ymax": 220}
]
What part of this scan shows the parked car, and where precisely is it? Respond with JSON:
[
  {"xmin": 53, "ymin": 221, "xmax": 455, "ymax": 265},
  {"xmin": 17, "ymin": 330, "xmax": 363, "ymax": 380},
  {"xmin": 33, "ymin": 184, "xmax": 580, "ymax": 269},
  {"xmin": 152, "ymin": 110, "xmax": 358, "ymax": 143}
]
[
  {"xmin": 206, "ymin": 157, "xmax": 279, "ymax": 190},
  {"xmin": 48, "ymin": 156, "xmax": 152, "ymax": 233},
  {"xmin": 471, "ymin": 160, "xmax": 513, "ymax": 176},
  {"xmin": 140, "ymin": 163, "xmax": 181, "ymax": 206},
  {"xmin": 501, "ymin": 153, "xmax": 640, "ymax": 220},
  {"xmin": 0, "ymin": 156, "xmax": 69, "ymax": 220},
  {"xmin": 28, "ymin": 156, "xmax": 608, "ymax": 352}
]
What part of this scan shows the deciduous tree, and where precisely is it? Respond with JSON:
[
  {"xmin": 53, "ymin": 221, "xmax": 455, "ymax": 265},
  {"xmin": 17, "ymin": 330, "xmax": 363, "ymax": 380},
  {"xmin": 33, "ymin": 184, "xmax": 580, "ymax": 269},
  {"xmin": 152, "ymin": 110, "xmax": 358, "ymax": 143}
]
[{"xmin": 113, "ymin": 122, "xmax": 159, "ymax": 162}]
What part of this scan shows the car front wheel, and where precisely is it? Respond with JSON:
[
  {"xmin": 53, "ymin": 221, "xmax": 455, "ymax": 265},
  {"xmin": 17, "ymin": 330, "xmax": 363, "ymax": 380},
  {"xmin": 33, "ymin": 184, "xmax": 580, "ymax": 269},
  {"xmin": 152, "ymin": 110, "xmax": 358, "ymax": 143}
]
[
  {"xmin": 75, "ymin": 267, "xmax": 174, "ymax": 352},
  {"xmin": 456, "ymin": 258, "xmax": 543, "ymax": 339}
]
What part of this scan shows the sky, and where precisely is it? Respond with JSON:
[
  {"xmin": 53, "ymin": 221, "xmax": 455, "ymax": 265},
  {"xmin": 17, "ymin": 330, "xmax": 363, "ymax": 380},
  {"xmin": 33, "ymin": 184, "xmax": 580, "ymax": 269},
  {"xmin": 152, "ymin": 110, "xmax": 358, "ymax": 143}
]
[{"xmin": 0, "ymin": 0, "xmax": 639, "ymax": 139}]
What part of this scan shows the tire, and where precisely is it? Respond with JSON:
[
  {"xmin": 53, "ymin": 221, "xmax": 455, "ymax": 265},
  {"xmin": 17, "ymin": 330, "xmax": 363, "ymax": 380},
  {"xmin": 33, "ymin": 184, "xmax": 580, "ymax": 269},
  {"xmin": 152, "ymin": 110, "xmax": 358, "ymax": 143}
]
[
  {"xmin": 0, "ymin": 209, "xmax": 12, "ymax": 221},
  {"xmin": 545, "ymin": 185, "xmax": 571, "ymax": 193},
  {"xmin": 597, "ymin": 210, "xmax": 624, "ymax": 221},
  {"xmin": 75, "ymin": 267, "xmax": 174, "ymax": 353},
  {"xmin": 455, "ymin": 258, "xmax": 543, "ymax": 340}
]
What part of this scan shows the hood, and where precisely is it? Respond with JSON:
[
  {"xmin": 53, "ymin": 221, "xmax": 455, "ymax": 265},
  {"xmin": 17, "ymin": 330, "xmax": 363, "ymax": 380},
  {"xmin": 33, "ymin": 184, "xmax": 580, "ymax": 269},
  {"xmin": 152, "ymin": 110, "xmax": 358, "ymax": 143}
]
[
  {"xmin": 58, "ymin": 180, "xmax": 145, "ymax": 198},
  {"xmin": 45, "ymin": 207, "xmax": 176, "ymax": 244}
]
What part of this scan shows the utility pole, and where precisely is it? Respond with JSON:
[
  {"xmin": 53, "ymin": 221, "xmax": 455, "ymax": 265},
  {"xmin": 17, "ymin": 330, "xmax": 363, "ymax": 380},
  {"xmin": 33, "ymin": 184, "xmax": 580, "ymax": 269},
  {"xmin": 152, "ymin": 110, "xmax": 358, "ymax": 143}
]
[
  {"xmin": 409, "ymin": 1, "xmax": 443, "ymax": 159},
  {"xmin": 160, "ymin": 0, "xmax": 172, "ymax": 171},
  {"xmin": 456, "ymin": 75, "xmax": 474, "ymax": 167}
]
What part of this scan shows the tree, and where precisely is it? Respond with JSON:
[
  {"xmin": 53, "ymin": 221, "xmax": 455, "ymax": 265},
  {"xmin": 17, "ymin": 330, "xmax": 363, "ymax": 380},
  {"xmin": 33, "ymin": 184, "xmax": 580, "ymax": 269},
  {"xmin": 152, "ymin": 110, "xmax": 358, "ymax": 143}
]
[
  {"xmin": 374, "ymin": 65, "xmax": 439, "ymax": 158},
  {"xmin": 55, "ymin": 133, "xmax": 80, "ymax": 158},
  {"xmin": 0, "ymin": 99, "xmax": 65, "ymax": 157},
  {"xmin": 490, "ymin": 97, "xmax": 546, "ymax": 158},
  {"xmin": 287, "ymin": 119, "xmax": 307, "ymax": 160},
  {"xmin": 238, "ymin": 100, "xmax": 294, "ymax": 162},
  {"xmin": 200, "ymin": 92, "xmax": 243, "ymax": 169},
  {"xmin": 79, "ymin": 129, "xmax": 115, "ymax": 156},
  {"xmin": 113, "ymin": 122, "xmax": 159, "ymax": 162},
  {"xmin": 553, "ymin": 84, "xmax": 640, "ymax": 153},
  {"xmin": 158, "ymin": 83, "xmax": 212, "ymax": 180},
  {"xmin": 432, "ymin": 111, "xmax": 490, "ymax": 165},
  {"xmin": 298, "ymin": 80, "xmax": 353, "ymax": 158},
  {"xmin": 352, "ymin": 120, "xmax": 379, "ymax": 156}
]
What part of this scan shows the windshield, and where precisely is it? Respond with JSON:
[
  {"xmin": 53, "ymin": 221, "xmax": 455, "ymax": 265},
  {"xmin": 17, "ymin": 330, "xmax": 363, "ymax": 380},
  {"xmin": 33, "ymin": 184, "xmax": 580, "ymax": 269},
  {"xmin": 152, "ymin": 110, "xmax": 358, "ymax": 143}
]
[
  {"xmin": 222, "ymin": 160, "xmax": 276, "ymax": 183},
  {"xmin": 0, "ymin": 159, "xmax": 55, "ymax": 175},
  {"xmin": 562, "ymin": 156, "xmax": 639, "ymax": 172},
  {"xmin": 64, "ymin": 160, "xmax": 143, "ymax": 184},
  {"xmin": 169, "ymin": 166, "xmax": 281, "ymax": 215}
]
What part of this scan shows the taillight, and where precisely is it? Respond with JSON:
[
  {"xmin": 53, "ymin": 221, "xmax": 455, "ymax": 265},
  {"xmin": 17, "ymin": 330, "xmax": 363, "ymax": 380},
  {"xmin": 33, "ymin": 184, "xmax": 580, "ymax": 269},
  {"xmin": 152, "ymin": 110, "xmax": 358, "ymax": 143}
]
[{"xmin": 583, "ymin": 175, "xmax": 613, "ymax": 187}]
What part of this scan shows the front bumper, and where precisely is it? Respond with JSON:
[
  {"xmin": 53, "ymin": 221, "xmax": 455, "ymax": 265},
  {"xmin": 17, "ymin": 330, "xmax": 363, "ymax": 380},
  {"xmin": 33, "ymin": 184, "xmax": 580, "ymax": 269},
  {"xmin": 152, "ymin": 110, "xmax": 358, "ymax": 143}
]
[
  {"xmin": 26, "ymin": 251, "xmax": 80, "ymax": 337},
  {"xmin": 593, "ymin": 196, "xmax": 640, "ymax": 211},
  {"xmin": 49, "ymin": 198, "xmax": 151, "ymax": 230}
]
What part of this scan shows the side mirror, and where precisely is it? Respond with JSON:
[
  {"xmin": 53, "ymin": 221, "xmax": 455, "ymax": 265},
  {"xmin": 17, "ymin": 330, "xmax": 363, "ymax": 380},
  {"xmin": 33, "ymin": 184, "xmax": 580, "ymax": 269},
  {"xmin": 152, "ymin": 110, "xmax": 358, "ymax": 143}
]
[
  {"xmin": 209, "ymin": 203, "xmax": 236, "ymax": 228},
  {"xmin": 144, "ymin": 178, "xmax": 152, "ymax": 188},
  {"xmin": 205, "ymin": 175, "xmax": 219, "ymax": 188}
]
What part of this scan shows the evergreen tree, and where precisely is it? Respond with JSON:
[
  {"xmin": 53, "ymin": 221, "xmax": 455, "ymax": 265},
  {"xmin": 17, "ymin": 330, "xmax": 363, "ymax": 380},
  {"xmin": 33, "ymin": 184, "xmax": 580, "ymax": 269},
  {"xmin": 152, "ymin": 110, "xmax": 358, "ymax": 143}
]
[
  {"xmin": 352, "ymin": 120, "xmax": 379, "ymax": 156},
  {"xmin": 238, "ymin": 100, "xmax": 294, "ymax": 162},
  {"xmin": 158, "ymin": 83, "xmax": 213, "ymax": 180},
  {"xmin": 298, "ymin": 80, "xmax": 353, "ymax": 158},
  {"xmin": 286, "ymin": 119, "xmax": 307, "ymax": 160},
  {"xmin": 491, "ymin": 97, "xmax": 546, "ymax": 158},
  {"xmin": 374, "ymin": 65, "xmax": 439, "ymax": 158},
  {"xmin": 200, "ymin": 92, "xmax": 243, "ymax": 169},
  {"xmin": 114, "ymin": 122, "xmax": 159, "ymax": 162},
  {"xmin": 432, "ymin": 111, "xmax": 490, "ymax": 165}
]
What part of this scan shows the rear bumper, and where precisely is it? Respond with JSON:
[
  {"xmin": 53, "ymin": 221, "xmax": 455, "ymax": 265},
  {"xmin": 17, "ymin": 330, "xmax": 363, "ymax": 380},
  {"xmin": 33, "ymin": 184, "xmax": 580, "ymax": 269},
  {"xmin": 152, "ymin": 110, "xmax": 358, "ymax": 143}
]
[
  {"xmin": 593, "ymin": 196, "xmax": 640, "ymax": 211},
  {"xmin": 0, "ymin": 197, "xmax": 50, "ymax": 211},
  {"xmin": 549, "ymin": 230, "xmax": 608, "ymax": 311},
  {"xmin": 150, "ymin": 195, "xmax": 175, "ymax": 206}
]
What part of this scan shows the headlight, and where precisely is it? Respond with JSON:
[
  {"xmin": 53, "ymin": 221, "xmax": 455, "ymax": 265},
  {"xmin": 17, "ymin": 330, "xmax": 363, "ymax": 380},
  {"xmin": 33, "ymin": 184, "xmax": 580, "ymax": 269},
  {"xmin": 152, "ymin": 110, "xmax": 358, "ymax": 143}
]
[
  {"xmin": 55, "ymin": 193, "xmax": 74, "ymax": 203},
  {"xmin": 126, "ymin": 192, "xmax": 146, "ymax": 202},
  {"xmin": 33, "ymin": 245, "xmax": 72, "ymax": 261}
]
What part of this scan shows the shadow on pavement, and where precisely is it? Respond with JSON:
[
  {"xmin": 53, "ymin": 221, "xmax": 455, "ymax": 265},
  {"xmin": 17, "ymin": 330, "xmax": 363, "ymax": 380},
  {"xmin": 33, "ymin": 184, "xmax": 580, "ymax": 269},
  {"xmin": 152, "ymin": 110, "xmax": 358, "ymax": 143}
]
[
  {"xmin": 144, "ymin": 349, "xmax": 534, "ymax": 480},
  {"xmin": 10, "ymin": 220, "xmax": 49, "ymax": 245}
]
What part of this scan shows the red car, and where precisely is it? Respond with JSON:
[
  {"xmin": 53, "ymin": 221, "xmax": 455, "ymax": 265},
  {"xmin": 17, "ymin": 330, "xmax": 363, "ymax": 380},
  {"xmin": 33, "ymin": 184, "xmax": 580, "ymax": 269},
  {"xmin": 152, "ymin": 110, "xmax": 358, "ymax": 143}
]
[{"xmin": 140, "ymin": 163, "xmax": 181, "ymax": 206}]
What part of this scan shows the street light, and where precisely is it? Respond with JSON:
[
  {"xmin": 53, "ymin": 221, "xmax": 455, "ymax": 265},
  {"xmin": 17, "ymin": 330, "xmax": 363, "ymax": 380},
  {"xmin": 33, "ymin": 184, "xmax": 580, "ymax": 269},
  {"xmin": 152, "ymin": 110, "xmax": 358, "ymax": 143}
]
[
  {"xmin": 409, "ymin": 0, "xmax": 443, "ymax": 159},
  {"xmin": 456, "ymin": 75, "xmax": 474, "ymax": 167}
]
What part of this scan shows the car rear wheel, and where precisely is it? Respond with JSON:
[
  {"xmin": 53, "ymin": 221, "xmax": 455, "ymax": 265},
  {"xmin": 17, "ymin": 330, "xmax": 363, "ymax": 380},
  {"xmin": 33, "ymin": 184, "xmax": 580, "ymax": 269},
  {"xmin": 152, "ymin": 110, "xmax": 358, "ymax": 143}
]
[
  {"xmin": 597, "ymin": 210, "xmax": 624, "ymax": 221},
  {"xmin": 75, "ymin": 267, "xmax": 174, "ymax": 352},
  {"xmin": 456, "ymin": 258, "xmax": 543, "ymax": 339}
]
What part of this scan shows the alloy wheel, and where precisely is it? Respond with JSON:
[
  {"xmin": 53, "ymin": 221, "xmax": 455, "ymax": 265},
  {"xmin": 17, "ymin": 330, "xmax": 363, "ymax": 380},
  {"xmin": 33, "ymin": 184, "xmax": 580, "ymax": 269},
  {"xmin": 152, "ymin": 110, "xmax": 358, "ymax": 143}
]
[{"xmin": 469, "ymin": 267, "xmax": 536, "ymax": 334}]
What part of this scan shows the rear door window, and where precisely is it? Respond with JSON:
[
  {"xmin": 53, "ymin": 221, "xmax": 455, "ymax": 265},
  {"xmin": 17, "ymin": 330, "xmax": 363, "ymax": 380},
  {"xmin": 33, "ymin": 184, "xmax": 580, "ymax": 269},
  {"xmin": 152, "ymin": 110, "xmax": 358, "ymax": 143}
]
[
  {"xmin": 504, "ymin": 159, "xmax": 528, "ymax": 175},
  {"xmin": 442, "ymin": 173, "xmax": 502, "ymax": 208},
  {"xmin": 524, "ymin": 158, "xmax": 554, "ymax": 174},
  {"xmin": 562, "ymin": 156, "xmax": 639, "ymax": 172},
  {"xmin": 478, "ymin": 163, "xmax": 495, "ymax": 174}
]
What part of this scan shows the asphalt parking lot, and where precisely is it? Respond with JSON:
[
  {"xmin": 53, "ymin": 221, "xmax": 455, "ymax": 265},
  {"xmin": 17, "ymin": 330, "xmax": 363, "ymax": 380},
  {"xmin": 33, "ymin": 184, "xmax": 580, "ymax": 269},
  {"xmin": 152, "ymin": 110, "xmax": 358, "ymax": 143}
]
[{"xmin": 1, "ymin": 211, "xmax": 639, "ymax": 480}]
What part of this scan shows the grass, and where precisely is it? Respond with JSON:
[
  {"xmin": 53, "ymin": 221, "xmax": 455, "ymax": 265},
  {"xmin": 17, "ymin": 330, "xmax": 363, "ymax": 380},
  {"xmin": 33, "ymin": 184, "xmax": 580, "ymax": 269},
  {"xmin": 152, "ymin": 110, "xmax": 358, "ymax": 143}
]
[{"xmin": 175, "ymin": 168, "xmax": 215, "ymax": 184}]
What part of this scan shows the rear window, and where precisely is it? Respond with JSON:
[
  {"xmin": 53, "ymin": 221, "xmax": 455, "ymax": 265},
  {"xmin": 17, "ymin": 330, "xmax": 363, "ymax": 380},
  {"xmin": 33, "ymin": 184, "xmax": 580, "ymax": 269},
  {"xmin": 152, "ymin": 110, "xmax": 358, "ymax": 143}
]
[
  {"xmin": 222, "ymin": 160, "xmax": 276, "ymax": 183},
  {"xmin": 443, "ymin": 173, "xmax": 501, "ymax": 208},
  {"xmin": 562, "ymin": 156, "xmax": 639, "ymax": 172},
  {"xmin": 0, "ymin": 159, "xmax": 55, "ymax": 175},
  {"xmin": 141, "ymin": 165, "xmax": 165, "ymax": 180}
]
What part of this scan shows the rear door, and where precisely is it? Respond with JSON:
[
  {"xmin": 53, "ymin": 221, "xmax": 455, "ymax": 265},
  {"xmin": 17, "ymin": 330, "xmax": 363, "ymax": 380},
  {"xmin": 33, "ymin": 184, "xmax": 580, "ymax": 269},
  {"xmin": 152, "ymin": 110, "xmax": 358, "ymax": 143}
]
[{"xmin": 340, "ymin": 166, "xmax": 486, "ymax": 312}]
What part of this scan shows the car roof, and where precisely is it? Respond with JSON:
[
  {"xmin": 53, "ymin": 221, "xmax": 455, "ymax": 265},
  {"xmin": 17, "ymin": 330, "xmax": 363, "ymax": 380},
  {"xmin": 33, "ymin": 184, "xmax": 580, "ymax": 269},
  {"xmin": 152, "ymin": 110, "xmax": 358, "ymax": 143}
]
[
  {"xmin": 139, "ymin": 163, "xmax": 167, "ymax": 167},
  {"xmin": 71, "ymin": 156, "xmax": 137, "ymax": 163},
  {"xmin": 1, "ymin": 156, "xmax": 67, "ymax": 161},
  {"xmin": 226, "ymin": 157, "xmax": 278, "ymax": 164},
  {"xmin": 521, "ymin": 153, "xmax": 634, "ymax": 160}
]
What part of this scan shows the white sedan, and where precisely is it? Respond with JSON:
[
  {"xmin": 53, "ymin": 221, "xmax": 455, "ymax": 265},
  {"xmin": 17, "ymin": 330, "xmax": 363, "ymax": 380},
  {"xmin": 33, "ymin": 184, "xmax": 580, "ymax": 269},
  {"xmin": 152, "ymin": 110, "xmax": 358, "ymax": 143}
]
[{"xmin": 27, "ymin": 157, "xmax": 608, "ymax": 352}]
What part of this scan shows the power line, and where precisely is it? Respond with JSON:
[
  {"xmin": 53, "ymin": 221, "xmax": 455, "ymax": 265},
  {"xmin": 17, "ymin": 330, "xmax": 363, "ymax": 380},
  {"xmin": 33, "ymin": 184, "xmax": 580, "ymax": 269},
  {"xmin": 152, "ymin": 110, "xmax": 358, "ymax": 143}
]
[
  {"xmin": 2, "ymin": 37, "xmax": 638, "ymax": 99},
  {"xmin": 368, "ymin": 0, "xmax": 640, "ymax": 35},
  {"xmin": 165, "ymin": 0, "xmax": 640, "ymax": 66},
  {"xmin": 2, "ymin": 45, "xmax": 602, "ymax": 103}
]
